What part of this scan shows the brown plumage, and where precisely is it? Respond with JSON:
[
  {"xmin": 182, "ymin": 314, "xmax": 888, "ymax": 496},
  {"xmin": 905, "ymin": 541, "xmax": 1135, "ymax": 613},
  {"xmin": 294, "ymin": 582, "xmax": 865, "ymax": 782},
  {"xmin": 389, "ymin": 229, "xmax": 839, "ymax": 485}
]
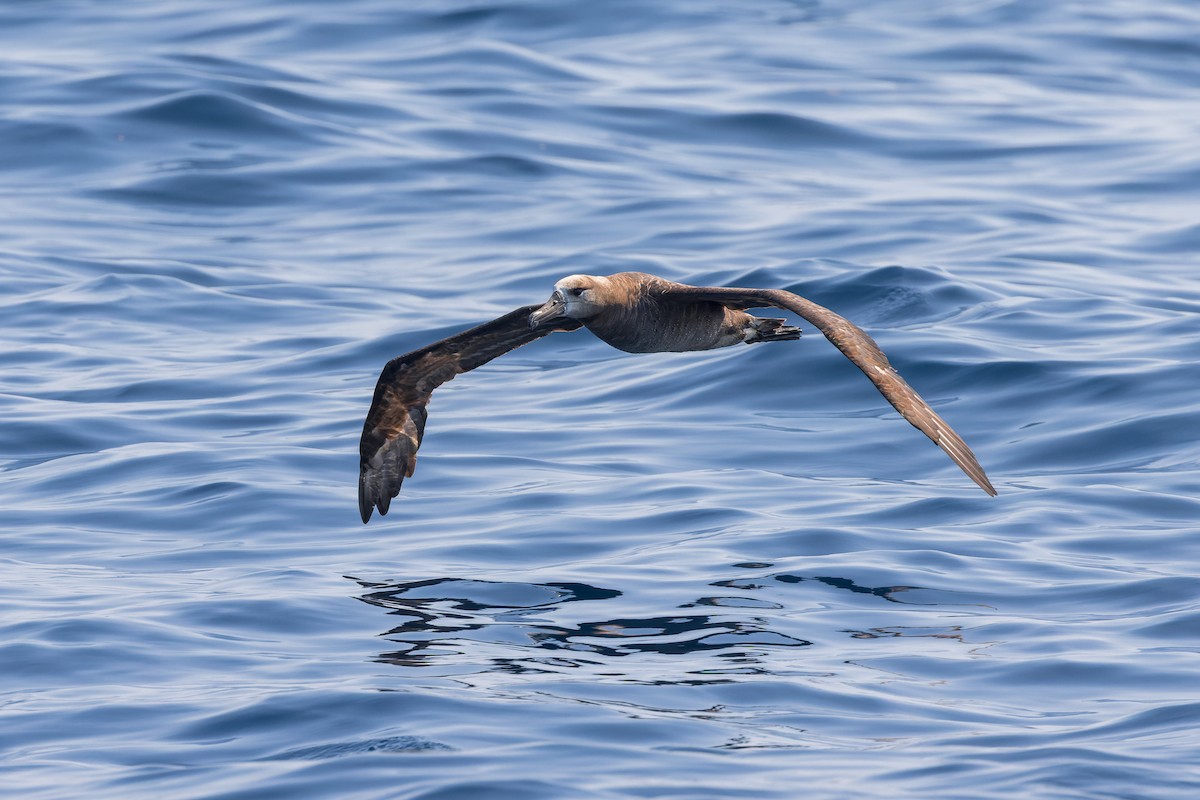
[
  {"xmin": 357, "ymin": 306, "xmax": 580, "ymax": 522},
  {"xmin": 358, "ymin": 272, "xmax": 996, "ymax": 523}
]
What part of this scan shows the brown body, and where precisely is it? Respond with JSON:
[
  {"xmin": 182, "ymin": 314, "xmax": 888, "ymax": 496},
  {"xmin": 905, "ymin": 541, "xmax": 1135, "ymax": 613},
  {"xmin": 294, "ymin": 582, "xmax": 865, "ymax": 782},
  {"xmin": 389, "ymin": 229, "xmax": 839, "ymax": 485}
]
[
  {"xmin": 358, "ymin": 271, "xmax": 996, "ymax": 523},
  {"xmin": 576, "ymin": 273, "xmax": 775, "ymax": 353}
]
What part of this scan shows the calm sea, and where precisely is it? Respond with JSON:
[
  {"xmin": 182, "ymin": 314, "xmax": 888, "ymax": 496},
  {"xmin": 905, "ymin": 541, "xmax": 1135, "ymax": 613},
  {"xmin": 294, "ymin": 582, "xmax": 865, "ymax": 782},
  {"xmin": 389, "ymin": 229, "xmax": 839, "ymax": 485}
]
[{"xmin": 2, "ymin": 1, "xmax": 1198, "ymax": 798}]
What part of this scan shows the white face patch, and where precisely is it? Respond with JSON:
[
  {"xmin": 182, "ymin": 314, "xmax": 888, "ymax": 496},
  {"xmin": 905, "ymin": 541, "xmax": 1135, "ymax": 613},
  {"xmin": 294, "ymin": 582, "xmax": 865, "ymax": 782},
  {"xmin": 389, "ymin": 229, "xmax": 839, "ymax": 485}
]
[
  {"xmin": 552, "ymin": 275, "xmax": 607, "ymax": 319},
  {"xmin": 555, "ymin": 274, "xmax": 591, "ymax": 292}
]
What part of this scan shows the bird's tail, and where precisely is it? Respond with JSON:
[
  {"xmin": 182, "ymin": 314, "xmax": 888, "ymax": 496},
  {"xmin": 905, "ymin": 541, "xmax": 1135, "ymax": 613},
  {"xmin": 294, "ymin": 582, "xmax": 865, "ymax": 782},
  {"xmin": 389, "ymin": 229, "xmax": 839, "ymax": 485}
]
[{"xmin": 745, "ymin": 316, "xmax": 801, "ymax": 344}]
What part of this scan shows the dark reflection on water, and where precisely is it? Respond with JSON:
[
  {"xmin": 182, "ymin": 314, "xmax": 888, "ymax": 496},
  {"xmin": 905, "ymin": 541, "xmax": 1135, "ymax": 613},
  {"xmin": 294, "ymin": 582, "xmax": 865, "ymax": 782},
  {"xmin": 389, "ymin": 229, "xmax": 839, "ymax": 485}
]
[
  {"xmin": 845, "ymin": 626, "xmax": 966, "ymax": 642},
  {"xmin": 355, "ymin": 576, "xmax": 812, "ymax": 669},
  {"xmin": 714, "ymin": 572, "xmax": 920, "ymax": 604},
  {"xmin": 270, "ymin": 734, "xmax": 454, "ymax": 760},
  {"xmin": 354, "ymin": 569, "xmax": 974, "ymax": 678}
]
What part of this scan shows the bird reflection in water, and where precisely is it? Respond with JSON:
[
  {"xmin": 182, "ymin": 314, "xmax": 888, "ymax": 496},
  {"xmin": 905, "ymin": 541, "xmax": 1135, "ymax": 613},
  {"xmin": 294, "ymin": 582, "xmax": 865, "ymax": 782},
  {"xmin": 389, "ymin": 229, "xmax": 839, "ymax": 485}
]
[{"xmin": 349, "ymin": 574, "xmax": 942, "ymax": 674}]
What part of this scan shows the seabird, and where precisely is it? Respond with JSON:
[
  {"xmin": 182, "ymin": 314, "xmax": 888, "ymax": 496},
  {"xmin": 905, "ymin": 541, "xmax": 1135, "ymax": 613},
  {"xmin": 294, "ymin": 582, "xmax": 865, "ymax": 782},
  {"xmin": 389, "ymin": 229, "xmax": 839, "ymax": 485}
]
[{"xmin": 358, "ymin": 272, "xmax": 996, "ymax": 522}]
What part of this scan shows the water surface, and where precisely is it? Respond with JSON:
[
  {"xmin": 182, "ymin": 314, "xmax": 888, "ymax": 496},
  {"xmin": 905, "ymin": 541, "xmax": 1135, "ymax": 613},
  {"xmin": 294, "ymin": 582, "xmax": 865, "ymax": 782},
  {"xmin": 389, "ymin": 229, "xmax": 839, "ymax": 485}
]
[{"xmin": 2, "ymin": 1, "xmax": 1199, "ymax": 798}]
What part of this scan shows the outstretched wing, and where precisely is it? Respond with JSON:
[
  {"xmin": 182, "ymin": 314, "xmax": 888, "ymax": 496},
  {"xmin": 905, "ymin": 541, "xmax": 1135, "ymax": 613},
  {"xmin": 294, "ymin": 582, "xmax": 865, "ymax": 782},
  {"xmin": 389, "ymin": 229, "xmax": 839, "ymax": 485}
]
[
  {"xmin": 658, "ymin": 284, "xmax": 997, "ymax": 496},
  {"xmin": 359, "ymin": 306, "xmax": 581, "ymax": 523}
]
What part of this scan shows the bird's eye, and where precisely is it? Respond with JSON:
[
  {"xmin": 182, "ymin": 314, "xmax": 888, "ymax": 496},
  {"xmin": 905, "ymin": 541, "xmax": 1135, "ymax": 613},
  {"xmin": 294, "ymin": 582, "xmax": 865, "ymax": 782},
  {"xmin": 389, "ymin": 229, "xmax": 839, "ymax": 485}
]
[{"xmin": 569, "ymin": 288, "xmax": 584, "ymax": 297}]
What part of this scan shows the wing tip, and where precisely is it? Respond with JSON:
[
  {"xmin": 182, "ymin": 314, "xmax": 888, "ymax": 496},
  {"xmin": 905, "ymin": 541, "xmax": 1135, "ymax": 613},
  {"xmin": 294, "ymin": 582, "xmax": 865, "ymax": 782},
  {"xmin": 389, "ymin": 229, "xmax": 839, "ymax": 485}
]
[
  {"xmin": 358, "ymin": 466, "xmax": 403, "ymax": 524},
  {"xmin": 358, "ymin": 473, "xmax": 373, "ymax": 524},
  {"xmin": 950, "ymin": 446, "xmax": 997, "ymax": 497},
  {"xmin": 931, "ymin": 428, "xmax": 997, "ymax": 498},
  {"xmin": 359, "ymin": 501, "xmax": 393, "ymax": 525}
]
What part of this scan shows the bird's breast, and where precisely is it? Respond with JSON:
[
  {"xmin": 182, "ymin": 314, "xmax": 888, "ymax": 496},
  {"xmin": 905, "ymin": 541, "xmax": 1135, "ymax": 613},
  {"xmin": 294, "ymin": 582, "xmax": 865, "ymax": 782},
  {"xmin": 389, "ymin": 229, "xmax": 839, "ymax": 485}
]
[{"xmin": 584, "ymin": 302, "xmax": 731, "ymax": 353}]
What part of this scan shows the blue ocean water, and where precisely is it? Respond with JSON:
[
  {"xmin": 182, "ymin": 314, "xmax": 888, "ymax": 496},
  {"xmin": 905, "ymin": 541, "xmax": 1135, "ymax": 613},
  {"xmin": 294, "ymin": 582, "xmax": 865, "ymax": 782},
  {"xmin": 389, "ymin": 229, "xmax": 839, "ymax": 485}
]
[{"xmin": 2, "ymin": 0, "xmax": 1199, "ymax": 797}]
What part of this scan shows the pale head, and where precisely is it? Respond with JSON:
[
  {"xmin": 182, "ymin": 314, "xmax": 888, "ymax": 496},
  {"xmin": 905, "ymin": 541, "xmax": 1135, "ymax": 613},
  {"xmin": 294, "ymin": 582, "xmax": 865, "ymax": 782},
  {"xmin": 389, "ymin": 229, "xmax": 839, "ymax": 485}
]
[{"xmin": 529, "ymin": 274, "xmax": 611, "ymax": 327}]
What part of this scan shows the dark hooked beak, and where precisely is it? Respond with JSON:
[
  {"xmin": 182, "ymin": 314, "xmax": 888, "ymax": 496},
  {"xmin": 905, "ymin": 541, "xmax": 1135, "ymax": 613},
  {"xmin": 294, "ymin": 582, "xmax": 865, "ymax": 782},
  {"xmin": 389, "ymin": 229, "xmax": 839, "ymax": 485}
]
[{"xmin": 529, "ymin": 293, "xmax": 566, "ymax": 328}]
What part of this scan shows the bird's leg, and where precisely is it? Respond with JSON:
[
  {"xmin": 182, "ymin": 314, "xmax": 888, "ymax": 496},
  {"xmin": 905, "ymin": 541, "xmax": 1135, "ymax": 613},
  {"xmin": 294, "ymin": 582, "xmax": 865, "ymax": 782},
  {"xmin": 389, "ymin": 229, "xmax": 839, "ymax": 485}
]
[{"xmin": 744, "ymin": 316, "xmax": 801, "ymax": 344}]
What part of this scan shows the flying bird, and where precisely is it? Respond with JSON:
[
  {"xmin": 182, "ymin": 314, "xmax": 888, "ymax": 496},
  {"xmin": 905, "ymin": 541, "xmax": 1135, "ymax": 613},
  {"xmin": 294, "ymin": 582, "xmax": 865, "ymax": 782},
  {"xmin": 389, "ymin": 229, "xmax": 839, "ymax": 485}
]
[{"xmin": 358, "ymin": 272, "xmax": 996, "ymax": 522}]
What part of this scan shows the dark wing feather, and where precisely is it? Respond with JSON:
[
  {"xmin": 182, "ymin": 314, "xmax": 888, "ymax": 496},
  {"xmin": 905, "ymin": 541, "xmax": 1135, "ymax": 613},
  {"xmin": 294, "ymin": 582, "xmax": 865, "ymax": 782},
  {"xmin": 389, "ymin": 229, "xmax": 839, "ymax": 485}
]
[
  {"xmin": 358, "ymin": 306, "xmax": 581, "ymax": 523},
  {"xmin": 659, "ymin": 285, "xmax": 997, "ymax": 496}
]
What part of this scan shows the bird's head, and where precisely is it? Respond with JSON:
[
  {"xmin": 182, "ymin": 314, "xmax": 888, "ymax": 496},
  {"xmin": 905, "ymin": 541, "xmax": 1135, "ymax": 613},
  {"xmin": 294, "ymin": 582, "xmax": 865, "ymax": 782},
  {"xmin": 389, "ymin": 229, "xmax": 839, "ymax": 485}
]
[{"xmin": 529, "ymin": 274, "xmax": 608, "ymax": 327}]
